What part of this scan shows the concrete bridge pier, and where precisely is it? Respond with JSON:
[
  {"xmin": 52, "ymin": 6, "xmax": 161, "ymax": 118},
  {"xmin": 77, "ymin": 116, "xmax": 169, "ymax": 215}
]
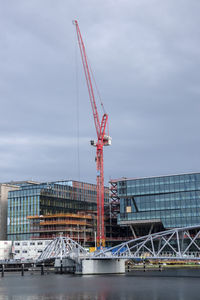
[
  {"xmin": 77, "ymin": 258, "xmax": 125, "ymax": 275},
  {"xmin": 54, "ymin": 258, "xmax": 77, "ymax": 274}
]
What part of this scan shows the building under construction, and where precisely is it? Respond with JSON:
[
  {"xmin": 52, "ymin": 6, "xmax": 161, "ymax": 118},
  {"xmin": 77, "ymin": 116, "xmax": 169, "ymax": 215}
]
[
  {"xmin": 7, "ymin": 179, "xmax": 135, "ymax": 246},
  {"xmin": 7, "ymin": 180, "xmax": 109, "ymax": 243},
  {"xmin": 27, "ymin": 212, "xmax": 95, "ymax": 246}
]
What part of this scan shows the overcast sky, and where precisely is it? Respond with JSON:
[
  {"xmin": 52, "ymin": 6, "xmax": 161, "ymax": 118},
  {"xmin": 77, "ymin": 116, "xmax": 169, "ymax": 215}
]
[{"xmin": 1, "ymin": 0, "xmax": 200, "ymax": 185}]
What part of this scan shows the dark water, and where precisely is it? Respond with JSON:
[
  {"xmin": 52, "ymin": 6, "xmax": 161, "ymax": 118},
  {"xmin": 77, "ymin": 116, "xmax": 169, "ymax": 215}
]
[{"xmin": 0, "ymin": 269, "xmax": 200, "ymax": 300}]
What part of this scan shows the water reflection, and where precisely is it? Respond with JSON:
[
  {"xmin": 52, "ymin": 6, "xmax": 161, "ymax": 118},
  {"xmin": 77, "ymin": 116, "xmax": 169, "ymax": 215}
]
[
  {"xmin": 0, "ymin": 270, "xmax": 200, "ymax": 300},
  {"xmin": 0, "ymin": 294, "xmax": 108, "ymax": 300}
]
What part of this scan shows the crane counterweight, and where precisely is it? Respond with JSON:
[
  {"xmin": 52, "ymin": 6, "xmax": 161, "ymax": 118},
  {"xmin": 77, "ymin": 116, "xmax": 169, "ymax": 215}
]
[{"xmin": 103, "ymin": 135, "xmax": 112, "ymax": 146}]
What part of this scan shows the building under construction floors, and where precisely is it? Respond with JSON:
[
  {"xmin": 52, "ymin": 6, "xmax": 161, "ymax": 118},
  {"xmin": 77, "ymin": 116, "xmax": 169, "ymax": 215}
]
[{"xmin": 27, "ymin": 213, "xmax": 96, "ymax": 246}]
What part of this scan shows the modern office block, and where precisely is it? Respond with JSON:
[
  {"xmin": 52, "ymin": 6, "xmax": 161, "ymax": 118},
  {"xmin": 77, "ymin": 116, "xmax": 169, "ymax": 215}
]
[{"xmin": 111, "ymin": 173, "xmax": 200, "ymax": 236}]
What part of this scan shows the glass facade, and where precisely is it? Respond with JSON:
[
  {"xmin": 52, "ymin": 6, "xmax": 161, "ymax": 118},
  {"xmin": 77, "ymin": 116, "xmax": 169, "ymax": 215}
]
[
  {"xmin": 7, "ymin": 180, "xmax": 109, "ymax": 241},
  {"xmin": 7, "ymin": 184, "xmax": 41, "ymax": 240},
  {"xmin": 118, "ymin": 173, "xmax": 200, "ymax": 229}
]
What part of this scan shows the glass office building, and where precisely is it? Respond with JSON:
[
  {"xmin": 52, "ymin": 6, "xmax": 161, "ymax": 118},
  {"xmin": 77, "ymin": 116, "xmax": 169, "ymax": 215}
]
[
  {"xmin": 7, "ymin": 180, "xmax": 109, "ymax": 241},
  {"xmin": 114, "ymin": 173, "xmax": 200, "ymax": 235}
]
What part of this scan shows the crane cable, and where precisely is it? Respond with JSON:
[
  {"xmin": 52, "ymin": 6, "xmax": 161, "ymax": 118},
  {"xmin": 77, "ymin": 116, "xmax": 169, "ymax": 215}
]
[
  {"xmin": 75, "ymin": 31, "xmax": 81, "ymax": 181},
  {"xmin": 87, "ymin": 54, "xmax": 110, "ymax": 137},
  {"xmin": 87, "ymin": 55, "xmax": 106, "ymax": 115}
]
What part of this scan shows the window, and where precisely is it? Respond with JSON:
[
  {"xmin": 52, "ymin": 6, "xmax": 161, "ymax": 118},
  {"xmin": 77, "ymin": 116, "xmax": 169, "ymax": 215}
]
[
  {"xmin": 126, "ymin": 206, "xmax": 131, "ymax": 213},
  {"xmin": 37, "ymin": 242, "xmax": 43, "ymax": 245}
]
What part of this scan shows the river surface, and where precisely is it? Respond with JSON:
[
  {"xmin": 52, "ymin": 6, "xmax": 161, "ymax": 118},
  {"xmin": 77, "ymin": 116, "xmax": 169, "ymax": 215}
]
[{"xmin": 0, "ymin": 269, "xmax": 200, "ymax": 300}]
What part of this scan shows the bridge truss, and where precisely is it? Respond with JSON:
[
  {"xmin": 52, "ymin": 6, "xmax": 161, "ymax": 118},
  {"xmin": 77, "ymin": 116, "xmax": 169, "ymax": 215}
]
[
  {"xmin": 37, "ymin": 236, "xmax": 88, "ymax": 262},
  {"xmin": 94, "ymin": 225, "xmax": 200, "ymax": 260},
  {"xmin": 37, "ymin": 225, "xmax": 200, "ymax": 262}
]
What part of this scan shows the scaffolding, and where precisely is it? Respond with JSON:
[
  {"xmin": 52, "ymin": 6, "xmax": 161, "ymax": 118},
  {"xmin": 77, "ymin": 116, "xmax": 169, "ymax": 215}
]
[
  {"xmin": 105, "ymin": 180, "xmax": 133, "ymax": 246},
  {"xmin": 27, "ymin": 212, "xmax": 96, "ymax": 246}
]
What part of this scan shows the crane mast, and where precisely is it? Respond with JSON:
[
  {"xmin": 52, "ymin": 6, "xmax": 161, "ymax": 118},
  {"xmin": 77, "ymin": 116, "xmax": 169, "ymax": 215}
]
[{"xmin": 73, "ymin": 20, "xmax": 111, "ymax": 248}]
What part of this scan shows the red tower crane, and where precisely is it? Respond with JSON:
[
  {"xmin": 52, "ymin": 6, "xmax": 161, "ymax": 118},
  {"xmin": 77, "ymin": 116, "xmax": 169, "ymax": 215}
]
[{"xmin": 73, "ymin": 20, "xmax": 111, "ymax": 248}]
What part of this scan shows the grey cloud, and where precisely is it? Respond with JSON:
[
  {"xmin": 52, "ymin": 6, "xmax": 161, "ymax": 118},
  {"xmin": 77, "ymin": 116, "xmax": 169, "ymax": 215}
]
[{"xmin": 0, "ymin": 0, "xmax": 200, "ymax": 184}]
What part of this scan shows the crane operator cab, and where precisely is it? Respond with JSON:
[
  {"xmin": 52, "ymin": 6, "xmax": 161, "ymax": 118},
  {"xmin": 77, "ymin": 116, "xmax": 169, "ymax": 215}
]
[{"xmin": 90, "ymin": 135, "xmax": 112, "ymax": 147}]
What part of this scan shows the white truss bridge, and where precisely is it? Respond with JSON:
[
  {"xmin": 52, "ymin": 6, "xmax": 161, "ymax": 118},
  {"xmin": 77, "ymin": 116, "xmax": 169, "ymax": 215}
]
[
  {"xmin": 38, "ymin": 225, "xmax": 200, "ymax": 262},
  {"xmin": 37, "ymin": 237, "xmax": 88, "ymax": 262},
  {"xmin": 95, "ymin": 225, "xmax": 200, "ymax": 260}
]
